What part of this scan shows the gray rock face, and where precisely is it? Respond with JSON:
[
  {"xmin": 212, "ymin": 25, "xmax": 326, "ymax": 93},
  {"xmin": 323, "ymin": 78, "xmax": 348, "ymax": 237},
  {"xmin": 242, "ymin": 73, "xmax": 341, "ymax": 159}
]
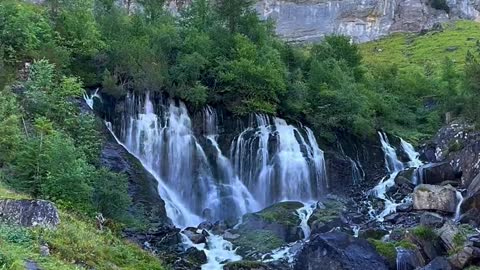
[
  {"xmin": 0, "ymin": 199, "xmax": 60, "ymax": 228},
  {"xmin": 256, "ymin": 0, "xmax": 480, "ymax": 43},
  {"xmin": 413, "ymin": 184, "xmax": 458, "ymax": 213}
]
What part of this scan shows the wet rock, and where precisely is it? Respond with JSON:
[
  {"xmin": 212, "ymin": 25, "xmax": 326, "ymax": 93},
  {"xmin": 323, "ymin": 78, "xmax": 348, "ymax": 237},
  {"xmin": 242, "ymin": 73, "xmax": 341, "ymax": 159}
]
[
  {"xmin": 0, "ymin": 199, "xmax": 60, "ymax": 229},
  {"xmin": 459, "ymin": 208, "xmax": 480, "ymax": 227},
  {"xmin": 223, "ymin": 230, "xmax": 240, "ymax": 240},
  {"xmin": 182, "ymin": 227, "xmax": 208, "ymax": 245},
  {"xmin": 448, "ymin": 246, "xmax": 476, "ymax": 269},
  {"xmin": 417, "ymin": 163, "xmax": 458, "ymax": 185},
  {"xmin": 420, "ymin": 212, "xmax": 445, "ymax": 228},
  {"xmin": 184, "ymin": 247, "xmax": 207, "ymax": 266},
  {"xmin": 309, "ymin": 199, "xmax": 346, "ymax": 235},
  {"xmin": 436, "ymin": 221, "xmax": 459, "ymax": 251},
  {"xmin": 231, "ymin": 201, "xmax": 303, "ymax": 258},
  {"xmin": 397, "ymin": 201, "xmax": 413, "ymax": 212},
  {"xmin": 224, "ymin": 260, "xmax": 271, "ymax": 270},
  {"xmin": 359, "ymin": 228, "xmax": 389, "ymax": 240},
  {"xmin": 419, "ymin": 256, "xmax": 452, "ymax": 270},
  {"xmin": 413, "ymin": 184, "xmax": 458, "ymax": 213},
  {"xmin": 198, "ymin": 221, "xmax": 213, "ymax": 231},
  {"xmin": 100, "ymin": 137, "xmax": 170, "ymax": 225},
  {"xmin": 294, "ymin": 232, "xmax": 389, "ymax": 270}
]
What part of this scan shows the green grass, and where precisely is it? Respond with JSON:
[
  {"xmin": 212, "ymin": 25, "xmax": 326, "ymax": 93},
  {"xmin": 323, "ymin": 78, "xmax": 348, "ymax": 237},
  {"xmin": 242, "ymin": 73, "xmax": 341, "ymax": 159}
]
[
  {"xmin": 411, "ymin": 225, "xmax": 438, "ymax": 241},
  {"xmin": 361, "ymin": 21, "xmax": 480, "ymax": 70},
  {"xmin": 0, "ymin": 183, "xmax": 165, "ymax": 270}
]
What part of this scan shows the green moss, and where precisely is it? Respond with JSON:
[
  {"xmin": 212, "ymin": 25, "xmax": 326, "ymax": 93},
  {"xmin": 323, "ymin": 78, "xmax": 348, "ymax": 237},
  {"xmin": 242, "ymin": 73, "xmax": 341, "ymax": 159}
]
[
  {"xmin": 412, "ymin": 225, "xmax": 438, "ymax": 241},
  {"xmin": 397, "ymin": 240, "xmax": 416, "ymax": 250},
  {"xmin": 232, "ymin": 229, "xmax": 285, "ymax": 255},
  {"xmin": 310, "ymin": 199, "xmax": 344, "ymax": 224},
  {"xmin": 253, "ymin": 201, "xmax": 304, "ymax": 226},
  {"xmin": 368, "ymin": 239, "xmax": 397, "ymax": 266}
]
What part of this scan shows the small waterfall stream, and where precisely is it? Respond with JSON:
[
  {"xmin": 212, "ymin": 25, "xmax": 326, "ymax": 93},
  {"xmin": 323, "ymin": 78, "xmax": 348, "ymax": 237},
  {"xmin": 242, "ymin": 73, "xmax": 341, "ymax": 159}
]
[{"xmin": 371, "ymin": 132, "xmax": 421, "ymax": 221}]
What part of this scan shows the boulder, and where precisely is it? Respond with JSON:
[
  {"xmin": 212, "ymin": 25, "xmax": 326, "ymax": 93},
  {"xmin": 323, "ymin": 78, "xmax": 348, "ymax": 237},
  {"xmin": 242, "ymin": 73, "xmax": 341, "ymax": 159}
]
[
  {"xmin": 436, "ymin": 221, "xmax": 459, "ymax": 252},
  {"xmin": 459, "ymin": 208, "xmax": 480, "ymax": 227},
  {"xmin": 308, "ymin": 199, "xmax": 346, "ymax": 235},
  {"xmin": 182, "ymin": 227, "xmax": 208, "ymax": 245},
  {"xmin": 231, "ymin": 201, "xmax": 303, "ymax": 258},
  {"xmin": 294, "ymin": 232, "xmax": 389, "ymax": 270},
  {"xmin": 184, "ymin": 247, "xmax": 207, "ymax": 266},
  {"xmin": 448, "ymin": 246, "xmax": 476, "ymax": 269},
  {"xmin": 0, "ymin": 199, "xmax": 59, "ymax": 228},
  {"xmin": 419, "ymin": 256, "xmax": 452, "ymax": 270},
  {"xmin": 467, "ymin": 172, "xmax": 480, "ymax": 196},
  {"xmin": 416, "ymin": 163, "xmax": 457, "ymax": 185},
  {"xmin": 413, "ymin": 185, "xmax": 458, "ymax": 213},
  {"xmin": 420, "ymin": 212, "xmax": 445, "ymax": 228}
]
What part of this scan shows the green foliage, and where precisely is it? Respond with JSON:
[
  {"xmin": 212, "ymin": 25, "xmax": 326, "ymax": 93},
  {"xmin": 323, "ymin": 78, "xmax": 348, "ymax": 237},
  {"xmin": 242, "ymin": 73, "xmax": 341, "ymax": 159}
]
[
  {"xmin": 368, "ymin": 239, "xmax": 397, "ymax": 266},
  {"xmin": 92, "ymin": 169, "xmax": 131, "ymax": 221},
  {"xmin": 411, "ymin": 225, "xmax": 438, "ymax": 241}
]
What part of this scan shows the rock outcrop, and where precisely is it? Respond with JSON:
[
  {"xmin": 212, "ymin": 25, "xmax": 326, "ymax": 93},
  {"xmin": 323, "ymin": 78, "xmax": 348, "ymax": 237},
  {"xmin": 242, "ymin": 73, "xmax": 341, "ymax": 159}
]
[
  {"xmin": 256, "ymin": 0, "xmax": 480, "ymax": 43},
  {"xmin": 0, "ymin": 199, "xmax": 60, "ymax": 228},
  {"xmin": 294, "ymin": 232, "xmax": 389, "ymax": 270},
  {"xmin": 413, "ymin": 184, "xmax": 458, "ymax": 213}
]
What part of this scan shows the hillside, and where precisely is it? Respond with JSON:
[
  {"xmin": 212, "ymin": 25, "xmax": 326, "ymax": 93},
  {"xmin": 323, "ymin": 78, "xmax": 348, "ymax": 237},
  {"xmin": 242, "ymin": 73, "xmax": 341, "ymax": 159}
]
[
  {"xmin": 0, "ymin": 183, "xmax": 164, "ymax": 270},
  {"xmin": 360, "ymin": 21, "xmax": 480, "ymax": 70}
]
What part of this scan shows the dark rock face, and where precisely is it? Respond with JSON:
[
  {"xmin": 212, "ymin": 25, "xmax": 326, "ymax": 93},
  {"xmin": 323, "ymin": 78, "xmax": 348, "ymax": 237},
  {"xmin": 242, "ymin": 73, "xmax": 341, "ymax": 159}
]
[
  {"xmin": 419, "ymin": 256, "xmax": 452, "ymax": 270},
  {"xmin": 423, "ymin": 121, "xmax": 480, "ymax": 187},
  {"xmin": 416, "ymin": 162, "xmax": 458, "ymax": 185},
  {"xmin": 224, "ymin": 261, "xmax": 271, "ymax": 270},
  {"xmin": 294, "ymin": 232, "xmax": 389, "ymax": 270},
  {"xmin": 0, "ymin": 199, "xmax": 60, "ymax": 229},
  {"xmin": 100, "ymin": 133, "xmax": 170, "ymax": 225}
]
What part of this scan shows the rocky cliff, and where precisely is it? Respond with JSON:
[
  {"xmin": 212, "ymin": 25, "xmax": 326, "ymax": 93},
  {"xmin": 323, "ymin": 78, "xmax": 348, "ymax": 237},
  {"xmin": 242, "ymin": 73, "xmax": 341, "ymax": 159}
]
[{"xmin": 255, "ymin": 0, "xmax": 480, "ymax": 42}]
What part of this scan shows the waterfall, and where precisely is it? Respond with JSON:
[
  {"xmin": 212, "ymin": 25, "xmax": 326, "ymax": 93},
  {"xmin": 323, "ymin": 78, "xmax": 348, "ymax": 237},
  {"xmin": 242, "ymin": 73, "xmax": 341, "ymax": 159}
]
[
  {"xmin": 83, "ymin": 88, "xmax": 101, "ymax": 110},
  {"xmin": 378, "ymin": 132, "xmax": 404, "ymax": 173},
  {"xmin": 296, "ymin": 202, "xmax": 316, "ymax": 240},
  {"xmin": 371, "ymin": 132, "xmax": 407, "ymax": 221},
  {"xmin": 400, "ymin": 139, "xmax": 422, "ymax": 168},
  {"xmin": 85, "ymin": 91, "xmax": 327, "ymax": 228},
  {"xmin": 230, "ymin": 115, "xmax": 327, "ymax": 207},
  {"xmin": 454, "ymin": 190, "xmax": 464, "ymax": 221}
]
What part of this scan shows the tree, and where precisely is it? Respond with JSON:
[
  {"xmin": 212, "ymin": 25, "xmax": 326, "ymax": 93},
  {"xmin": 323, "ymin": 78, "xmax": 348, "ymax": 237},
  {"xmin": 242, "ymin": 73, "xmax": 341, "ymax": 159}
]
[
  {"xmin": 215, "ymin": 0, "xmax": 254, "ymax": 33},
  {"xmin": 137, "ymin": 0, "xmax": 166, "ymax": 22},
  {"xmin": 92, "ymin": 169, "xmax": 131, "ymax": 221}
]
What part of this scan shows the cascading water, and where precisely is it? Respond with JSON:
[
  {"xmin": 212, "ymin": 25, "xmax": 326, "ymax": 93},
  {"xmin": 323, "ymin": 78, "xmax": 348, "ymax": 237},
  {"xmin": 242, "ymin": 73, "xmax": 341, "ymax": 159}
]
[
  {"xmin": 85, "ymin": 91, "xmax": 329, "ymax": 269},
  {"xmin": 371, "ymin": 132, "xmax": 417, "ymax": 221},
  {"xmin": 296, "ymin": 202, "xmax": 317, "ymax": 240},
  {"xmin": 401, "ymin": 139, "xmax": 423, "ymax": 168},
  {"xmin": 454, "ymin": 190, "xmax": 464, "ymax": 221},
  {"xmin": 396, "ymin": 247, "xmax": 422, "ymax": 270},
  {"xmin": 83, "ymin": 88, "xmax": 101, "ymax": 110},
  {"xmin": 231, "ymin": 115, "xmax": 327, "ymax": 206}
]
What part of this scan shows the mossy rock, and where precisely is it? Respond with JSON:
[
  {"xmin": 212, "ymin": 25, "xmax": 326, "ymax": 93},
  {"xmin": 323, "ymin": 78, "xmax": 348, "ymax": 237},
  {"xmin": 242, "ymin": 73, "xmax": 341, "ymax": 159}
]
[
  {"xmin": 233, "ymin": 201, "xmax": 303, "ymax": 250},
  {"xmin": 231, "ymin": 229, "xmax": 285, "ymax": 257},
  {"xmin": 250, "ymin": 201, "xmax": 304, "ymax": 227},
  {"xmin": 368, "ymin": 239, "xmax": 397, "ymax": 267},
  {"xmin": 308, "ymin": 199, "xmax": 345, "ymax": 234},
  {"xmin": 224, "ymin": 260, "xmax": 270, "ymax": 270}
]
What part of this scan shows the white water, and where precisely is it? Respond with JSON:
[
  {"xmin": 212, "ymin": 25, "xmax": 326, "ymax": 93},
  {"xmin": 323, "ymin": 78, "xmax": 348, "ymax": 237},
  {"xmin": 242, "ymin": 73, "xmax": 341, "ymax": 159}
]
[
  {"xmin": 230, "ymin": 114, "xmax": 328, "ymax": 207},
  {"xmin": 83, "ymin": 89, "xmax": 101, "ymax": 110},
  {"xmin": 296, "ymin": 202, "xmax": 317, "ymax": 240},
  {"xmin": 371, "ymin": 132, "xmax": 421, "ymax": 221},
  {"xmin": 454, "ymin": 190, "xmax": 464, "ymax": 221},
  {"xmin": 396, "ymin": 247, "xmax": 421, "ymax": 270}
]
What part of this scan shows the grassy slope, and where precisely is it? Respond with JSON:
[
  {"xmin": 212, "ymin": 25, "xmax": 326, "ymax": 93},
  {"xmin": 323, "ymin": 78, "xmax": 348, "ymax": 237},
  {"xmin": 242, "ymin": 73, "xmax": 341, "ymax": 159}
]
[
  {"xmin": 0, "ymin": 182, "xmax": 165, "ymax": 270},
  {"xmin": 360, "ymin": 21, "xmax": 480, "ymax": 70}
]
